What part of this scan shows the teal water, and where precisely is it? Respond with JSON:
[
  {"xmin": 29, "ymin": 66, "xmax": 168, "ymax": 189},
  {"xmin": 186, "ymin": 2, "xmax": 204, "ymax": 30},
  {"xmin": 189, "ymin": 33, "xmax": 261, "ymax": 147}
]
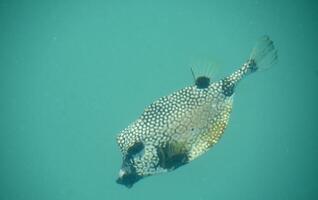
[{"xmin": 1, "ymin": 0, "xmax": 317, "ymax": 199}]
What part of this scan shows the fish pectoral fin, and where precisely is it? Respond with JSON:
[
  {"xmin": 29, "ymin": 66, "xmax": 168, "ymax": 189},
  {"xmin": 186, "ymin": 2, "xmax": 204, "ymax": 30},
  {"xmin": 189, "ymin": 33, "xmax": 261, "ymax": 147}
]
[{"xmin": 157, "ymin": 142, "xmax": 189, "ymax": 170}]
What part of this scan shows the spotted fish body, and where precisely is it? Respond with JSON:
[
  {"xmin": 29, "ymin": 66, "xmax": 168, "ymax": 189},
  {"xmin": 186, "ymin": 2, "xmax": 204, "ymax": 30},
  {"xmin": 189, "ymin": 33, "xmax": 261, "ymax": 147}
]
[{"xmin": 116, "ymin": 36, "xmax": 277, "ymax": 188}]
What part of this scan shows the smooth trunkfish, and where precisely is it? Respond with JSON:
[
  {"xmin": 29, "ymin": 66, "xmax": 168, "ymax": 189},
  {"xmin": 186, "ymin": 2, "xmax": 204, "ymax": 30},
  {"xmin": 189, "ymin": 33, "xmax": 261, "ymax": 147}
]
[{"xmin": 116, "ymin": 36, "xmax": 277, "ymax": 188}]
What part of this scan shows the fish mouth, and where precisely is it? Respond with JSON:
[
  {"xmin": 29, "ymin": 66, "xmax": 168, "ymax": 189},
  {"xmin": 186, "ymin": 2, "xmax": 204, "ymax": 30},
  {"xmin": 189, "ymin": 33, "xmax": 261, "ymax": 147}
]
[{"xmin": 116, "ymin": 171, "xmax": 142, "ymax": 188}]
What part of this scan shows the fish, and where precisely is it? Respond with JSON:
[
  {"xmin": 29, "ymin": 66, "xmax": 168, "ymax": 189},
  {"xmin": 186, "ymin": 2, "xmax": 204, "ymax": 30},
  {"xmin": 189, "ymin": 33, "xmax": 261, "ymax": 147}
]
[{"xmin": 116, "ymin": 36, "xmax": 277, "ymax": 188}]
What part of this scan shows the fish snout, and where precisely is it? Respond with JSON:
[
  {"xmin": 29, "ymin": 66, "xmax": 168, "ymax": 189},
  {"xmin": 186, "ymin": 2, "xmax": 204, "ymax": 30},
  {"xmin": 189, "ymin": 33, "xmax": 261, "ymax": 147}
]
[{"xmin": 116, "ymin": 166, "xmax": 142, "ymax": 188}]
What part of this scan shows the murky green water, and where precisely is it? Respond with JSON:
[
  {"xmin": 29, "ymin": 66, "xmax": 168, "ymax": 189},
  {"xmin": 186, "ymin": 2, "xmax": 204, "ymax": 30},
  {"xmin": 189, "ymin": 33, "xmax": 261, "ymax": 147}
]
[{"xmin": 1, "ymin": 0, "xmax": 317, "ymax": 199}]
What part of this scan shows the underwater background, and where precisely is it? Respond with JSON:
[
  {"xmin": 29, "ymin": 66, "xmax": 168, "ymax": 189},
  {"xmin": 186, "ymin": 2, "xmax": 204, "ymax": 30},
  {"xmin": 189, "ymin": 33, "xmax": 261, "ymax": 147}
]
[{"xmin": 1, "ymin": 0, "xmax": 317, "ymax": 199}]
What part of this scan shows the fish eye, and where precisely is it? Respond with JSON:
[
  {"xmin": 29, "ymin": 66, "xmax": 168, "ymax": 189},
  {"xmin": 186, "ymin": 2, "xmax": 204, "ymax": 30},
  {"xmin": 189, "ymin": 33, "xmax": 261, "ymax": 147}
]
[{"xmin": 127, "ymin": 142, "xmax": 145, "ymax": 158}]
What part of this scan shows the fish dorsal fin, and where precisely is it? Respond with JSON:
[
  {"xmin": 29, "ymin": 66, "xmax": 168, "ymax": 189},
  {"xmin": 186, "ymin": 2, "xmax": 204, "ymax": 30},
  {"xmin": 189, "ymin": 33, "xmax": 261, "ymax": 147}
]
[{"xmin": 190, "ymin": 60, "xmax": 219, "ymax": 87}]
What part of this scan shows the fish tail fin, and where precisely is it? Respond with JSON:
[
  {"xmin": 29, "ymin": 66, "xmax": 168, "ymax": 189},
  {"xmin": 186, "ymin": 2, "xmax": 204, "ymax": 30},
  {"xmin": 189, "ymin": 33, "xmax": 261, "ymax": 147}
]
[
  {"xmin": 221, "ymin": 36, "xmax": 278, "ymax": 96},
  {"xmin": 247, "ymin": 35, "xmax": 278, "ymax": 73}
]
